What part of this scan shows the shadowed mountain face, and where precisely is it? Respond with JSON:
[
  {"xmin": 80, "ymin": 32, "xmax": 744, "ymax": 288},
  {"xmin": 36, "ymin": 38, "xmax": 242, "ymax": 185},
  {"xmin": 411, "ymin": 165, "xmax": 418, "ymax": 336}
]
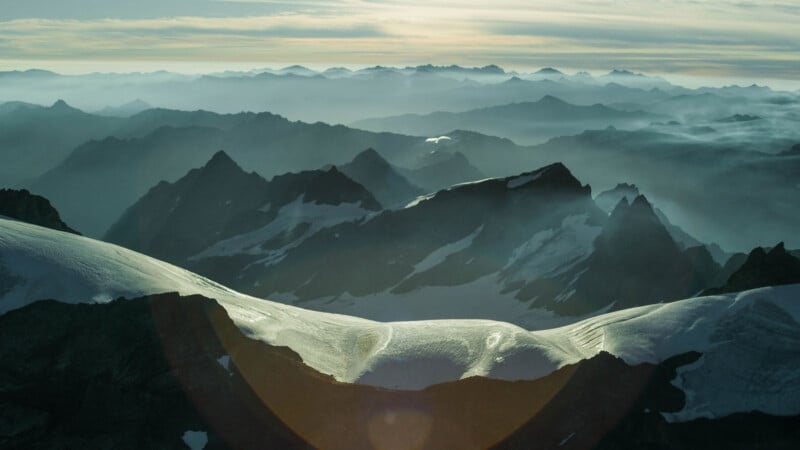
[
  {"xmin": 526, "ymin": 127, "xmax": 800, "ymax": 251},
  {"xmin": 705, "ymin": 243, "xmax": 800, "ymax": 295},
  {"xmin": 2, "ymin": 293, "xmax": 797, "ymax": 450},
  {"xmin": 0, "ymin": 188, "xmax": 79, "ymax": 234},
  {"xmin": 398, "ymin": 150, "xmax": 487, "ymax": 192},
  {"xmin": 189, "ymin": 163, "xmax": 606, "ymax": 307},
  {"xmin": 352, "ymin": 95, "xmax": 662, "ymax": 145},
  {"xmin": 0, "ymin": 100, "xmax": 121, "ymax": 187},
  {"xmin": 337, "ymin": 148, "xmax": 424, "ymax": 207},
  {"xmin": 143, "ymin": 163, "xmax": 725, "ymax": 318},
  {"xmin": 105, "ymin": 151, "xmax": 380, "ymax": 266},
  {"xmin": 28, "ymin": 109, "xmax": 523, "ymax": 237},
  {"xmin": 527, "ymin": 195, "xmax": 719, "ymax": 315},
  {"xmin": 594, "ymin": 183, "xmax": 731, "ymax": 264}
]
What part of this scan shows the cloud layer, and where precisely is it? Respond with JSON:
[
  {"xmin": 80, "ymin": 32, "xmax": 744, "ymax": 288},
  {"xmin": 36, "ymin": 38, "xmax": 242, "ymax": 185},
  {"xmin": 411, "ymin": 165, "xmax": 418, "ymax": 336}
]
[{"xmin": 1, "ymin": 0, "xmax": 798, "ymax": 80}]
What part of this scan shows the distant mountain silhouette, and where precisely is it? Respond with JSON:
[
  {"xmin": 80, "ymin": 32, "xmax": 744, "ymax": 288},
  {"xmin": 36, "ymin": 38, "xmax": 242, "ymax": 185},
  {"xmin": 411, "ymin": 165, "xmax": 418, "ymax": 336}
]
[
  {"xmin": 0, "ymin": 100, "xmax": 121, "ymax": 186},
  {"xmin": 523, "ymin": 195, "xmax": 720, "ymax": 314},
  {"xmin": 32, "ymin": 109, "xmax": 523, "ymax": 237},
  {"xmin": 531, "ymin": 126, "xmax": 800, "ymax": 251},
  {"xmin": 338, "ymin": 148, "xmax": 424, "ymax": 207},
  {"xmin": 704, "ymin": 243, "xmax": 800, "ymax": 295},
  {"xmin": 95, "ymin": 99, "xmax": 152, "ymax": 117},
  {"xmin": 399, "ymin": 151, "xmax": 486, "ymax": 192},
  {"xmin": 352, "ymin": 95, "xmax": 661, "ymax": 145}
]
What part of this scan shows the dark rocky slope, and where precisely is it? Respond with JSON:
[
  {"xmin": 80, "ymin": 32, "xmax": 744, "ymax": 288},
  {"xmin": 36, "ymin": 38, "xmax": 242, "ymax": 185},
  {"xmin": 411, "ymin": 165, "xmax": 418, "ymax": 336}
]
[
  {"xmin": 105, "ymin": 150, "xmax": 380, "ymax": 265},
  {"xmin": 1, "ymin": 294, "xmax": 797, "ymax": 449},
  {"xmin": 705, "ymin": 242, "xmax": 800, "ymax": 295},
  {"xmin": 0, "ymin": 188, "xmax": 79, "ymax": 234},
  {"xmin": 337, "ymin": 148, "xmax": 424, "ymax": 207}
]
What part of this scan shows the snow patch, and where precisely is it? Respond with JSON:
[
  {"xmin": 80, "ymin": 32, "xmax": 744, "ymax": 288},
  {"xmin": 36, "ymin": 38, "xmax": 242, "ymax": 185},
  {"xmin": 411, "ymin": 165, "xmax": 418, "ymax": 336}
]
[
  {"xmin": 3, "ymin": 218, "xmax": 800, "ymax": 420},
  {"xmin": 190, "ymin": 195, "xmax": 370, "ymax": 261},
  {"xmin": 559, "ymin": 432, "xmax": 576, "ymax": 446},
  {"xmin": 409, "ymin": 226, "xmax": 483, "ymax": 274},
  {"xmin": 216, "ymin": 355, "xmax": 232, "ymax": 375},
  {"xmin": 425, "ymin": 136, "xmax": 452, "ymax": 144},
  {"xmin": 503, "ymin": 214, "xmax": 601, "ymax": 282},
  {"xmin": 404, "ymin": 193, "xmax": 436, "ymax": 209},
  {"xmin": 182, "ymin": 430, "xmax": 208, "ymax": 450},
  {"xmin": 507, "ymin": 170, "xmax": 546, "ymax": 189}
]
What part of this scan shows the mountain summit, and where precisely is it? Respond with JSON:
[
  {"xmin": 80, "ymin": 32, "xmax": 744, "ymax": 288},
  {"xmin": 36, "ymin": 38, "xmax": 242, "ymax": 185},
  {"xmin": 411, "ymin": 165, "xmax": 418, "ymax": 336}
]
[
  {"xmin": 105, "ymin": 151, "xmax": 380, "ymax": 265},
  {"xmin": 338, "ymin": 148, "xmax": 424, "ymax": 207}
]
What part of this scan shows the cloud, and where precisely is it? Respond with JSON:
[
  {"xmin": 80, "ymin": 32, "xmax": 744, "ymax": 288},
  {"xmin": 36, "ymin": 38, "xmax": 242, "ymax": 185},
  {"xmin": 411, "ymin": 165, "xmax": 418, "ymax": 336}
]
[{"xmin": 0, "ymin": 1, "xmax": 797, "ymax": 81}]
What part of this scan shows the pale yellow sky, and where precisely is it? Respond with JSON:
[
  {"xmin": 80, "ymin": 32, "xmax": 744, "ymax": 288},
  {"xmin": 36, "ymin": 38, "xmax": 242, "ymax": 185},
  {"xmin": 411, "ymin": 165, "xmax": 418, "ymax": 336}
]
[{"xmin": 1, "ymin": 0, "xmax": 798, "ymax": 83}]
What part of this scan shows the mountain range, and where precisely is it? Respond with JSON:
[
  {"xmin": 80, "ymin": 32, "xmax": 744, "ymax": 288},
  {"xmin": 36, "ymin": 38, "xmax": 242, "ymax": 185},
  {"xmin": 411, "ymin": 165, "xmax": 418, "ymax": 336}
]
[
  {"xmin": 352, "ymin": 95, "xmax": 662, "ymax": 144},
  {"xmin": 26, "ymin": 106, "xmax": 505, "ymax": 236},
  {"xmin": 105, "ymin": 150, "xmax": 381, "ymax": 266},
  {"xmin": 103, "ymin": 153, "xmax": 741, "ymax": 323}
]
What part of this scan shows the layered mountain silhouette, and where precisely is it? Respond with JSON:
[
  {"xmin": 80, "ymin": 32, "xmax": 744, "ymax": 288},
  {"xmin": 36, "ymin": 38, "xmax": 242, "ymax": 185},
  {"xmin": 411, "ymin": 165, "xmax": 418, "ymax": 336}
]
[
  {"xmin": 30, "ymin": 108, "xmax": 521, "ymax": 236},
  {"xmin": 105, "ymin": 151, "xmax": 380, "ymax": 266},
  {"xmin": 111, "ymin": 161, "xmax": 728, "ymax": 317},
  {"xmin": 352, "ymin": 95, "xmax": 661, "ymax": 144},
  {"xmin": 530, "ymin": 195, "xmax": 719, "ymax": 314},
  {"xmin": 337, "ymin": 148, "xmax": 424, "ymax": 207},
  {"xmin": 530, "ymin": 127, "xmax": 800, "ymax": 251},
  {"xmin": 0, "ymin": 188, "xmax": 79, "ymax": 234},
  {"xmin": 705, "ymin": 243, "xmax": 800, "ymax": 295},
  {"xmin": 398, "ymin": 150, "xmax": 486, "ymax": 192},
  {"xmin": 594, "ymin": 183, "xmax": 729, "ymax": 264},
  {"xmin": 0, "ymin": 100, "xmax": 120, "ymax": 186}
]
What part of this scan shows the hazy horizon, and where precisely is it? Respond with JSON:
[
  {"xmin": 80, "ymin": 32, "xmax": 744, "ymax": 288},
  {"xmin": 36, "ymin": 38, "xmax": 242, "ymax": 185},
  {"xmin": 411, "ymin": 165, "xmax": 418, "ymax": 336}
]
[
  {"xmin": 2, "ymin": 61, "xmax": 800, "ymax": 92},
  {"xmin": 1, "ymin": 0, "xmax": 799, "ymax": 86}
]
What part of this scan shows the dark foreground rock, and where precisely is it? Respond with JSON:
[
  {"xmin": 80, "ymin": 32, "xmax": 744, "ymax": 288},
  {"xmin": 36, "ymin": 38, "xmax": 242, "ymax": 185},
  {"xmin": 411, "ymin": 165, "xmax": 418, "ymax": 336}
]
[
  {"xmin": 1, "ymin": 294, "xmax": 797, "ymax": 450},
  {"xmin": 0, "ymin": 189, "xmax": 79, "ymax": 234}
]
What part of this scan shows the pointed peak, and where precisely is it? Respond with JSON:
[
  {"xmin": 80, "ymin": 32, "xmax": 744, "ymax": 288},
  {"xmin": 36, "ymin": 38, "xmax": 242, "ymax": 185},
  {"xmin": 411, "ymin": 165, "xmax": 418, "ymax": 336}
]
[
  {"xmin": 608, "ymin": 194, "xmax": 657, "ymax": 224},
  {"xmin": 51, "ymin": 99, "xmax": 72, "ymax": 110},
  {"xmin": 504, "ymin": 162, "xmax": 583, "ymax": 191},
  {"xmin": 536, "ymin": 67, "xmax": 563, "ymax": 75},
  {"xmin": 352, "ymin": 148, "xmax": 388, "ymax": 165},
  {"xmin": 203, "ymin": 150, "xmax": 241, "ymax": 172},
  {"xmin": 538, "ymin": 94, "xmax": 567, "ymax": 105},
  {"xmin": 608, "ymin": 69, "xmax": 641, "ymax": 77},
  {"xmin": 614, "ymin": 182, "xmax": 639, "ymax": 191},
  {"xmin": 630, "ymin": 194, "xmax": 654, "ymax": 211},
  {"xmin": 768, "ymin": 242, "xmax": 787, "ymax": 255},
  {"xmin": 609, "ymin": 196, "xmax": 631, "ymax": 217}
]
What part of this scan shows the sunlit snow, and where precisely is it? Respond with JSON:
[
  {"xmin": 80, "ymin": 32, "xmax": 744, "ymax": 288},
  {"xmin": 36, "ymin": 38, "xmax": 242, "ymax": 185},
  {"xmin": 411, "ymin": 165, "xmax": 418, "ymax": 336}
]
[{"xmin": 2, "ymin": 218, "xmax": 799, "ymax": 419}]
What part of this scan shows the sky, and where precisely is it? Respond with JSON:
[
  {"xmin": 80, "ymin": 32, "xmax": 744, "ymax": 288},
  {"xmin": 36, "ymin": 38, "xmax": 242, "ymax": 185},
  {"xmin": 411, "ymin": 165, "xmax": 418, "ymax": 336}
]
[{"xmin": 1, "ymin": 0, "xmax": 799, "ymax": 84}]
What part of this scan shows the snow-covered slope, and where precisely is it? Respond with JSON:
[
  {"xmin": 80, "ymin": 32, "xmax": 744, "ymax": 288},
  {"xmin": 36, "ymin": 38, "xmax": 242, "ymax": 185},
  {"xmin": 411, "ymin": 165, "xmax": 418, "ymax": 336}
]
[{"xmin": 2, "ymin": 217, "xmax": 799, "ymax": 421}]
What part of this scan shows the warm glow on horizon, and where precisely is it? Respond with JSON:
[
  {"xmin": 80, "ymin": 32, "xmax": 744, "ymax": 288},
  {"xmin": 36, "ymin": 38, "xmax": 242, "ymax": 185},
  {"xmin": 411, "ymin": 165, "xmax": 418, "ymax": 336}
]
[{"xmin": 0, "ymin": 1, "xmax": 798, "ymax": 84}]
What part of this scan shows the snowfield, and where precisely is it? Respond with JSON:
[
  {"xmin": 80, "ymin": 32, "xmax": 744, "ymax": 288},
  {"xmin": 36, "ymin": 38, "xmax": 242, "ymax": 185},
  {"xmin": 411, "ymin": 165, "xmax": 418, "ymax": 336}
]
[{"xmin": 1, "ymin": 217, "xmax": 799, "ymax": 420}]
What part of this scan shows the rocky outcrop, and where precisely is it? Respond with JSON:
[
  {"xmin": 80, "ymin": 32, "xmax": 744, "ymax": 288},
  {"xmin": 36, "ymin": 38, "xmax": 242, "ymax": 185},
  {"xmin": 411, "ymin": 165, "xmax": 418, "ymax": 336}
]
[
  {"xmin": 105, "ymin": 150, "xmax": 380, "ymax": 265},
  {"xmin": 705, "ymin": 242, "xmax": 800, "ymax": 295},
  {"xmin": 0, "ymin": 188, "xmax": 79, "ymax": 234},
  {"xmin": 2, "ymin": 294, "xmax": 797, "ymax": 450}
]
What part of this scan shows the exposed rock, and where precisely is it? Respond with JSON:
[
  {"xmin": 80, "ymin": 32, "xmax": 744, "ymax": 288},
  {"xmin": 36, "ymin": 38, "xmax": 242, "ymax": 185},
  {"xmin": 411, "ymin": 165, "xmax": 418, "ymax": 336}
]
[
  {"xmin": 705, "ymin": 242, "xmax": 800, "ymax": 295},
  {"xmin": 0, "ymin": 188, "xmax": 79, "ymax": 234}
]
